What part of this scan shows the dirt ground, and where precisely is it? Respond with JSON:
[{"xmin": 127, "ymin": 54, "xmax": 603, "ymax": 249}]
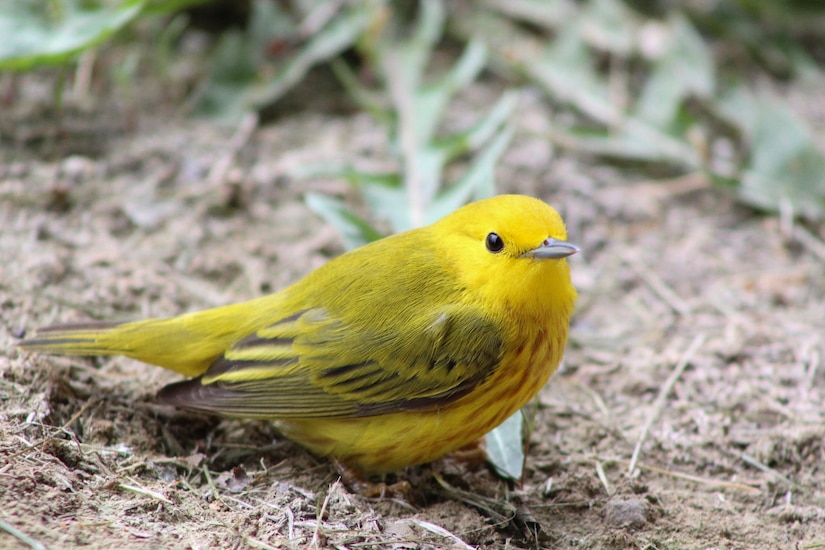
[{"xmin": 2, "ymin": 66, "xmax": 825, "ymax": 549}]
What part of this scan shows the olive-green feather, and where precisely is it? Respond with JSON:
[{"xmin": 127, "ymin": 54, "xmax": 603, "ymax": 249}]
[{"xmin": 157, "ymin": 304, "xmax": 503, "ymax": 419}]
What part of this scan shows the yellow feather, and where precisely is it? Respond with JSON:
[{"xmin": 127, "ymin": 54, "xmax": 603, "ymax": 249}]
[{"xmin": 18, "ymin": 194, "xmax": 578, "ymax": 474}]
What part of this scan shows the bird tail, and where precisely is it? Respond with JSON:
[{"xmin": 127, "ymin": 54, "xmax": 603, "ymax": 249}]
[
  {"xmin": 18, "ymin": 320, "xmax": 129, "ymax": 356},
  {"xmin": 17, "ymin": 297, "xmax": 285, "ymax": 377}
]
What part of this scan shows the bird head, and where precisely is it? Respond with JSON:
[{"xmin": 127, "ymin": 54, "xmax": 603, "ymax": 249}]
[{"xmin": 433, "ymin": 194, "xmax": 579, "ymax": 321}]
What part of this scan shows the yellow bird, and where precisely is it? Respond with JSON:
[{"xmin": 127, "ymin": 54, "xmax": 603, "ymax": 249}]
[{"xmin": 19, "ymin": 195, "xmax": 578, "ymax": 474}]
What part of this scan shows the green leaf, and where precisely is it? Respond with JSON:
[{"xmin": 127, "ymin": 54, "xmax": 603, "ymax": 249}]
[
  {"xmin": 430, "ymin": 126, "xmax": 512, "ymax": 223},
  {"xmin": 330, "ymin": 58, "xmax": 388, "ymax": 121},
  {"xmin": 305, "ymin": 193, "xmax": 385, "ymax": 250},
  {"xmin": 720, "ymin": 88, "xmax": 825, "ymax": 219},
  {"xmin": 634, "ymin": 14, "xmax": 714, "ymax": 128},
  {"xmin": 142, "ymin": 0, "xmax": 209, "ymax": 15},
  {"xmin": 551, "ymin": 119, "xmax": 702, "ymax": 167},
  {"xmin": 529, "ymin": 24, "xmax": 616, "ymax": 124},
  {"xmin": 437, "ymin": 90, "xmax": 518, "ymax": 161},
  {"xmin": 580, "ymin": 0, "xmax": 637, "ymax": 55},
  {"xmin": 0, "ymin": 0, "xmax": 144, "ymax": 70},
  {"xmin": 480, "ymin": 0, "xmax": 576, "ymax": 30},
  {"xmin": 376, "ymin": 0, "xmax": 448, "ymax": 221},
  {"xmin": 358, "ymin": 182, "xmax": 412, "ymax": 234},
  {"xmin": 485, "ymin": 410, "xmax": 524, "ymax": 481},
  {"xmin": 424, "ymin": 39, "xmax": 488, "ymax": 132},
  {"xmin": 198, "ymin": 1, "xmax": 375, "ymax": 121}
]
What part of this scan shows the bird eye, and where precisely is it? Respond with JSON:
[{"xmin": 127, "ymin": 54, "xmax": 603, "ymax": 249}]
[{"xmin": 485, "ymin": 232, "xmax": 504, "ymax": 253}]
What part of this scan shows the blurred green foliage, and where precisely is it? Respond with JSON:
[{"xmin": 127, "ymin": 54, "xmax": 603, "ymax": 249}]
[
  {"xmin": 5, "ymin": 0, "xmax": 822, "ymax": 218},
  {"xmin": 0, "ymin": 0, "xmax": 205, "ymax": 70}
]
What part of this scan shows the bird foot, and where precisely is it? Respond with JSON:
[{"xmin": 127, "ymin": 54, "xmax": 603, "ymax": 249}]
[
  {"xmin": 441, "ymin": 438, "xmax": 488, "ymax": 472},
  {"xmin": 333, "ymin": 459, "xmax": 411, "ymax": 498}
]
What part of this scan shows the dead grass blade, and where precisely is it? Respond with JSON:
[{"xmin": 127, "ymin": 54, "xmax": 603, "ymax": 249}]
[
  {"xmin": 794, "ymin": 224, "xmax": 825, "ymax": 263},
  {"xmin": 631, "ymin": 462, "xmax": 761, "ymax": 495},
  {"xmin": 407, "ymin": 519, "xmax": 475, "ymax": 550},
  {"xmin": 739, "ymin": 453, "xmax": 795, "ymax": 487},
  {"xmin": 625, "ymin": 256, "xmax": 692, "ymax": 316},
  {"xmin": 628, "ymin": 333, "xmax": 706, "ymax": 475},
  {"xmin": 0, "ymin": 518, "xmax": 46, "ymax": 550},
  {"xmin": 594, "ymin": 458, "xmax": 611, "ymax": 496},
  {"xmin": 118, "ymin": 482, "xmax": 174, "ymax": 505},
  {"xmin": 311, "ymin": 478, "xmax": 339, "ymax": 548}
]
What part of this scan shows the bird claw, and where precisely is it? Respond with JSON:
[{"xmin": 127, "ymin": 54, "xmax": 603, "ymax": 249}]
[
  {"xmin": 333, "ymin": 459, "xmax": 412, "ymax": 498},
  {"xmin": 442, "ymin": 438, "xmax": 488, "ymax": 471}
]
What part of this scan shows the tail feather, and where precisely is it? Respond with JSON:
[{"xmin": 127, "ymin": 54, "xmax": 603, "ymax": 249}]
[
  {"xmin": 19, "ymin": 321, "xmax": 128, "ymax": 354},
  {"xmin": 18, "ymin": 295, "xmax": 290, "ymax": 378},
  {"xmin": 18, "ymin": 316, "xmax": 241, "ymax": 377}
]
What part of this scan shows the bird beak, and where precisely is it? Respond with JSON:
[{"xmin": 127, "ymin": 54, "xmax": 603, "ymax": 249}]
[{"xmin": 522, "ymin": 238, "xmax": 580, "ymax": 259}]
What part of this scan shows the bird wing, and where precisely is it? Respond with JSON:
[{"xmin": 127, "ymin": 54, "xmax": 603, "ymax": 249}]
[{"xmin": 156, "ymin": 304, "xmax": 504, "ymax": 419}]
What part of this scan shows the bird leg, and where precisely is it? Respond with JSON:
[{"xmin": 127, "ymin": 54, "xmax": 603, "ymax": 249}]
[
  {"xmin": 333, "ymin": 459, "xmax": 411, "ymax": 498},
  {"xmin": 442, "ymin": 438, "xmax": 488, "ymax": 471}
]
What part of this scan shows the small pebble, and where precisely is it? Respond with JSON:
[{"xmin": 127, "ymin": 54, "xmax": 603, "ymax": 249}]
[{"xmin": 604, "ymin": 497, "xmax": 648, "ymax": 529}]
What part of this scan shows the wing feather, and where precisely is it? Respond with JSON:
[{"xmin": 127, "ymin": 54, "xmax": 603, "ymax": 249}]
[{"xmin": 158, "ymin": 304, "xmax": 504, "ymax": 419}]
